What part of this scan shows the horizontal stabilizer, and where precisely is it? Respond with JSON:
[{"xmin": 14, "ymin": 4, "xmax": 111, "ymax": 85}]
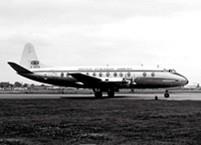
[
  {"xmin": 69, "ymin": 73, "xmax": 101, "ymax": 85},
  {"xmin": 8, "ymin": 62, "xmax": 32, "ymax": 74}
]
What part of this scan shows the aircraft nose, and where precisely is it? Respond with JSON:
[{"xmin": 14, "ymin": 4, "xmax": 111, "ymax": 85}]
[
  {"xmin": 184, "ymin": 77, "xmax": 189, "ymax": 85},
  {"xmin": 181, "ymin": 75, "xmax": 188, "ymax": 85},
  {"xmin": 175, "ymin": 73, "xmax": 188, "ymax": 86}
]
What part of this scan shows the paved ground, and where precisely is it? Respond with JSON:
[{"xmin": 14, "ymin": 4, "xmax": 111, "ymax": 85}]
[{"xmin": 0, "ymin": 93, "xmax": 201, "ymax": 100}]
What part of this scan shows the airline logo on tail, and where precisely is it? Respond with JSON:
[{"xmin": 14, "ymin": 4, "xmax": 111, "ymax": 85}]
[{"xmin": 30, "ymin": 60, "xmax": 40, "ymax": 68}]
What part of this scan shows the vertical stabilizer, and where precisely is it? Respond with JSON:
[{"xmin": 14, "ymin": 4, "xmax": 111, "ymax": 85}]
[{"xmin": 20, "ymin": 43, "xmax": 41, "ymax": 69}]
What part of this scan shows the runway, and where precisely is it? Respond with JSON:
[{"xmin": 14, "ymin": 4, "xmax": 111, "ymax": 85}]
[{"xmin": 0, "ymin": 93, "xmax": 201, "ymax": 100}]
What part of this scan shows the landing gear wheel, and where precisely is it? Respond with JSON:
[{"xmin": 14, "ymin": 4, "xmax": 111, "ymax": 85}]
[
  {"xmin": 164, "ymin": 90, "xmax": 170, "ymax": 98},
  {"xmin": 108, "ymin": 91, "xmax": 115, "ymax": 98},
  {"xmin": 95, "ymin": 91, "xmax": 103, "ymax": 98}
]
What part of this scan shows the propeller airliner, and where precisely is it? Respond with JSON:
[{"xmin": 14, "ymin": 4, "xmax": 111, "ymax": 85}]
[{"xmin": 8, "ymin": 43, "xmax": 188, "ymax": 98}]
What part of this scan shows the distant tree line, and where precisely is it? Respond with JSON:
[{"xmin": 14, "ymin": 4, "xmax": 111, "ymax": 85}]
[{"xmin": 0, "ymin": 82, "xmax": 35, "ymax": 90}]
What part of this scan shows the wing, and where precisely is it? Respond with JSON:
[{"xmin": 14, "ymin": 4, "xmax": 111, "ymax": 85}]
[
  {"xmin": 69, "ymin": 73, "xmax": 130, "ymax": 87},
  {"xmin": 69, "ymin": 73, "xmax": 101, "ymax": 85}
]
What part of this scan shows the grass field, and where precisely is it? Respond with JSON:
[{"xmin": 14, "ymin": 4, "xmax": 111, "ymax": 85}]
[{"xmin": 0, "ymin": 98, "xmax": 201, "ymax": 145}]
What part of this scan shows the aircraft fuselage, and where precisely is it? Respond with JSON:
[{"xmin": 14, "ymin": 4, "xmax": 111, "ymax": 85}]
[
  {"xmin": 21, "ymin": 66, "xmax": 188, "ymax": 89},
  {"xmin": 8, "ymin": 43, "xmax": 188, "ymax": 98}
]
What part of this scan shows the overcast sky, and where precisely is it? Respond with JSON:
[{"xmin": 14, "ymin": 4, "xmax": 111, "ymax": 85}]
[{"xmin": 1, "ymin": 0, "xmax": 201, "ymax": 85}]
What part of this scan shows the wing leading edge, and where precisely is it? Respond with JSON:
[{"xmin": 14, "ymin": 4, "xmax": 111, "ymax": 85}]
[{"xmin": 69, "ymin": 73, "xmax": 128, "ymax": 87}]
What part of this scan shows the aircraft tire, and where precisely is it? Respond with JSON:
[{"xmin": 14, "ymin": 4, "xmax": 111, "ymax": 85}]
[
  {"xmin": 108, "ymin": 91, "xmax": 115, "ymax": 98},
  {"xmin": 95, "ymin": 91, "xmax": 102, "ymax": 98},
  {"xmin": 164, "ymin": 93, "xmax": 170, "ymax": 98},
  {"xmin": 164, "ymin": 91, "xmax": 170, "ymax": 98}
]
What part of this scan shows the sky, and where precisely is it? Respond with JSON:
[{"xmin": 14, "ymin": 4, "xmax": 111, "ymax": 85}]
[{"xmin": 1, "ymin": 0, "xmax": 201, "ymax": 85}]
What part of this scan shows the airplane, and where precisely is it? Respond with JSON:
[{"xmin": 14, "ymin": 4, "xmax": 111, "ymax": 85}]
[{"xmin": 8, "ymin": 43, "xmax": 188, "ymax": 98}]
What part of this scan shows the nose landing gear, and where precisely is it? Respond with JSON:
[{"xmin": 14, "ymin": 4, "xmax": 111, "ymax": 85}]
[
  {"xmin": 93, "ymin": 88, "xmax": 115, "ymax": 98},
  {"xmin": 164, "ymin": 90, "xmax": 170, "ymax": 98}
]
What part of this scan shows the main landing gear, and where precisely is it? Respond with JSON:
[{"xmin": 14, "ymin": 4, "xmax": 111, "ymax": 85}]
[
  {"xmin": 107, "ymin": 89, "xmax": 114, "ymax": 98},
  {"xmin": 164, "ymin": 90, "xmax": 170, "ymax": 98},
  {"xmin": 93, "ymin": 88, "xmax": 115, "ymax": 98},
  {"xmin": 93, "ymin": 88, "xmax": 103, "ymax": 98},
  {"xmin": 94, "ymin": 91, "xmax": 103, "ymax": 98}
]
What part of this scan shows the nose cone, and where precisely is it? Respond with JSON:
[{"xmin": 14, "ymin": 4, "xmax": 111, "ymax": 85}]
[
  {"xmin": 180, "ymin": 75, "xmax": 189, "ymax": 86},
  {"xmin": 184, "ymin": 77, "xmax": 188, "ymax": 85},
  {"xmin": 174, "ymin": 73, "xmax": 188, "ymax": 86}
]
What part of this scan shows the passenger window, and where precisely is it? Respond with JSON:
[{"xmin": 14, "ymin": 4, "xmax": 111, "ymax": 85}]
[
  {"xmin": 114, "ymin": 72, "xmax": 117, "ymax": 77},
  {"xmin": 127, "ymin": 72, "xmax": 131, "ymax": 77},
  {"xmin": 66, "ymin": 73, "xmax": 69, "ymax": 77},
  {"xmin": 106, "ymin": 72, "xmax": 110, "ymax": 77},
  {"xmin": 99, "ymin": 72, "xmax": 103, "ymax": 77},
  {"xmin": 143, "ymin": 72, "xmax": 147, "ymax": 77},
  {"xmin": 93, "ymin": 72, "xmax": 96, "ymax": 76},
  {"xmin": 151, "ymin": 72, "xmax": 155, "ymax": 77},
  {"xmin": 120, "ymin": 72, "xmax": 123, "ymax": 77}
]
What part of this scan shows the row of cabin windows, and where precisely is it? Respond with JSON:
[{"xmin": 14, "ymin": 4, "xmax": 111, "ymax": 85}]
[
  {"xmin": 59, "ymin": 72, "xmax": 155, "ymax": 78},
  {"xmin": 90, "ymin": 72, "xmax": 129, "ymax": 77}
]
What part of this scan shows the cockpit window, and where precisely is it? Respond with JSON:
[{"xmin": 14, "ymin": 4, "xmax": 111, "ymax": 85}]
[
  {"xmin": 168, "ymin": 69, "xmax": 176, "ymax": 73},
  {"xmin": 163, "ymin": 69, "xmax": 177, "ymax": 73}
]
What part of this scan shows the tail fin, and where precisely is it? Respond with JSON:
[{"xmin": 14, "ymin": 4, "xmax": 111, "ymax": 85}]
[{"xmin": 20, "ymin": 43, "xmax": 43, "ymax": 69}]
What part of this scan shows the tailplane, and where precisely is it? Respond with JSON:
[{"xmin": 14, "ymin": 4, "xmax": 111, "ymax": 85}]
[
  {"xmin": 8, "ymin": 62, "xmax": 32, "ymax": 74},
  {"xmin": 20, "ymin": 43, "xmax": 44, "ymax": 69}
]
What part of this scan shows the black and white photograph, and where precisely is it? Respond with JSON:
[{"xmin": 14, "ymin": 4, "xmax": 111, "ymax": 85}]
[{"xmin": 0, "ymin": 0, "xmax": 201, "ymax": 144}]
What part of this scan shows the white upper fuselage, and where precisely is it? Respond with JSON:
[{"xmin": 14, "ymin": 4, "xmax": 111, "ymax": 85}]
[{"xmin": 30, "ymin": 65, "xmax": 170, "ymax": 79}]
